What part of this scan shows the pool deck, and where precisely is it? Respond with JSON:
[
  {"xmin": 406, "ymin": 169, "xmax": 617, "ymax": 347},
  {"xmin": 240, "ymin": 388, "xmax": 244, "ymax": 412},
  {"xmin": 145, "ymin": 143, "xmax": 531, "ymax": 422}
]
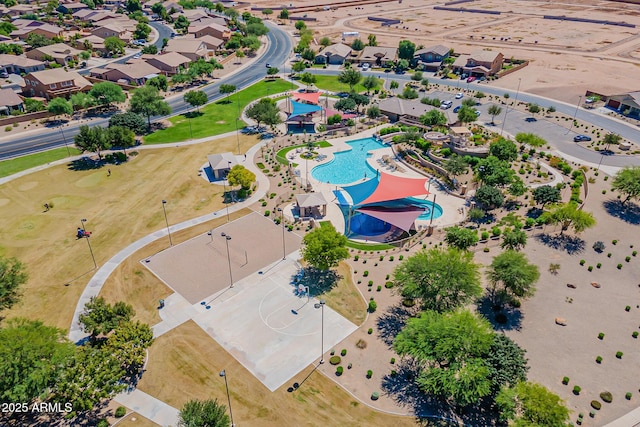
[{"xmin": 285, "ymin": 127, "xmax": 466, "ymax": 235}]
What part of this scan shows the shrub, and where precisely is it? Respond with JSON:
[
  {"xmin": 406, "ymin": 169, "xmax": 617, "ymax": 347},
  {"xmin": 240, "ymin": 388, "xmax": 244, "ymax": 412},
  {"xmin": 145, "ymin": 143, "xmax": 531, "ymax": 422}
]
[
  {"xmin": 588, "ymin": 265, "xmax": 593, "ymax": 272},
  {"xmin": 596, "ymin": 356, "xmax": 602, "ymax": 364},
  {"xmin": 354, "ymin": 255, "xmax": 359, "ymax": 261},
  {"xmin": 562, "ymin": 376, "xmax": 570, "ymax": 385},
  {"xmin": 401, "ymin": 298, "xmax": 415, "ymax": 307},
  {"xmin": 633, "ymin": 331, "xmax": 638, "ymax": 338},
  {"xmin": 115, "ymin": 406, "xmax": 127, "ymax": 418},
  {"xmin": 399, "ymin": 255, "xmax": 404, "ymax": 260},
  {"xmin": 573, "ymin": 386, "xmax": 581, "ymax": 395},
  {"xmin": 481, "ymin": 231, "xmax": 490, "ymax": 240},
  {"xmin": 600, "ymin": 391, "xmax": 613, "ymax": 403},
  {"xmin": 367, "ymin": 328, "xmax": 373, "ymax": 334},
  {"xmin": 634, "ymin": 251, "xmax": 638, "ymax": 257},
  {"xmin": 626, "ymin": 256, "xmax": 631, "ymax": 262},
  {"xmin": 366, "ymin": 370, "xmax": 373, "ymax": 379},
  {"xmin": 376, "ymin": 285, "xmax": 382, "ymax": 292},
  {"xmin": 330, "ymin": 349, "xmax": 335, "ymax": 356},
  {"xmin": 371, "ymin": 392, "xmax": 379, "ymax": 400},
  {"xmin": 379, "ymin": 255, "xmax": 384, "ymax": 261},
  {"xmin": 336, "ymin": 366, "xmax": 344, "ymax": 376},
  {"xmin": 341, "ymin": 349, "xmax": 347, "ymax": 356},
  {"xmin": 591, "ymin": 400, "xmax": 602, "ymax": 410},
  {"xmin": 264, "ymin": 210, "xmax": 270, "ymax": 216},
  {"xmin": 597, "ymin": 263, "xmax": 602, "ymax": 269},
  {"xmin": 389, "ymin": 256, "xmax": 394, "ymax": 261},
  {"xmin": 356, "ymin": 339, "xmax": 367, "ymax": 349},
  {"xmin": 617, "ymin": 264, "xmax": 623, "ymax": 269},
  {"xmin": 626, "ymin": 392, "xmax": 632, "ymax": 400},
  {"xmin": 613, "ymin": 239, "xmax": 618, "ymax": 245},
  {"xmin": 368, "ymin": 280, "xmax": 374, "ymax": 286},
  {"xmin": 385, "ymin": 281, "xmax": 393, "ymax": 288},
  {"xmin": 616, "ymin": 351, "xmax": 623, "ymax": 359},
  {"xmin": 363, "ymin": 270, "xmax": 369, "ymax": 277},
  {"xmin": 607, "ymin": 253, "xmax": 612, "ymax": 258},
  {"xmin": 368, "ymin": 300, "xmax": 377, "ymax": 313},
  {"xmin": 97, "ymin": 420, "xmax": 109, "ymax": 427},
  {"xmin": 391, "ymin": 370, "xmax": 397, "ymax": 376},
  {"xmin": 626, "ymin": 306, "xmax": 631, "ymax": 312},
  {"xmin": 579, "ymin": 259, "xmax": 585, "ymax": 266},
  {"xmin": 329, "ymin": 356, "xmax": 341, "ymax": 365},
  {"xmin": 347, "ymin": 362, "xmax": 352, "ymax": 369},
  {"xmin": 483, "ymin": 247, "xmax": 490, "ymax": 253}
]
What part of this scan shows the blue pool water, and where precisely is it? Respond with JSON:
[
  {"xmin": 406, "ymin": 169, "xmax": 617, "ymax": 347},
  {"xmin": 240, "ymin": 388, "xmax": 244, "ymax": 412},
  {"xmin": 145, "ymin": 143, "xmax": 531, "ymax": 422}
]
[{"xmin": 311, "ymin": 137, "xmax": 386, "ymax": 185}]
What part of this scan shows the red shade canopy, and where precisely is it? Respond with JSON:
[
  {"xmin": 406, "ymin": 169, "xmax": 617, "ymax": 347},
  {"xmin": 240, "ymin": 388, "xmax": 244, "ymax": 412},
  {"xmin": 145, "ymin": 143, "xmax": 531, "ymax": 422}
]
[
  {"xmin": 292, "ymin": 91, "xmax": 321, "ymax": 104},
  {"xmin": 360, "ymin": 172, "xmax": 429, "ymax": 205}
]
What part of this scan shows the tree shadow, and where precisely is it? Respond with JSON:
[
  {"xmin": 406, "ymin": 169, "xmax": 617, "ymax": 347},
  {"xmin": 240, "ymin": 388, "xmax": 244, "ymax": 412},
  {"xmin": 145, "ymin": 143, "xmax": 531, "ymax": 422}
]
[
  {"xmin": 376, "ymin": 302, "xmax": 415, "ymax": 348},
  {"xmin": 477, "ymin": 295, "xmax": 523, "ymax": 332},
  {"xmin": 535, "ymin": 233, "xmax": 585, "ymax": 255},
  {"xmin": 67, "ymin": 157, "xmax": 105, "ymax": 171},
  {"xmin": 525, "ymin": 206, "xmax": 543, "ymax": 219},
  {"xmin": 603, "ymin": 199, "xmax": 640, "ymax": 225},
  {"xmin": 290, "ymin": 267, "xmax": 339, "ymax": 297},
  {"xmin": 184, "ymin": 111, "xmax": 204, "ymax": 119}
]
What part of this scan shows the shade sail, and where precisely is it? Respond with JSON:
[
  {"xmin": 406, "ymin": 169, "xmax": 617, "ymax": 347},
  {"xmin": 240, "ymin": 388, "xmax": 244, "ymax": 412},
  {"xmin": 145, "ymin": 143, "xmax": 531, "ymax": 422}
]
[
  {"xmin": 341, "ymin": 177, "xmax": 379, "ymax": 206},
  {"xmin": 356, "ymin": 206, "xmax": 424, "ymax": 232},
  {"xmin": 289, "ymin": 100, "xmax": 323, "ymax": 120},
  {"xmin": 325, "ymin": 107, "xmax": 357, "ymax": 120},
  {"xmin": 292, "ymin": 91, "xmax": 321, "ymax": 104},
  {"xmin": 359, "ymin": 171, "xmax": 429, "ymax": 205}
]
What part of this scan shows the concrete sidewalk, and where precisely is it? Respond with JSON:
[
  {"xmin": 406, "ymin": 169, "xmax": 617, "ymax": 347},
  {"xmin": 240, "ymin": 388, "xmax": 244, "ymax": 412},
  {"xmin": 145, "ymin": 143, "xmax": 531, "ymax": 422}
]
[{"xmin": 114, "ymin": 389, "xmax": 179, "ymax": 427}]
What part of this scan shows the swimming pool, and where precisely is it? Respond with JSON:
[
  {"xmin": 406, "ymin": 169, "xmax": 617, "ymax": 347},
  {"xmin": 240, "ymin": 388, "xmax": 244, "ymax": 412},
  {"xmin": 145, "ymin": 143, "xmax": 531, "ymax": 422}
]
[{"xmin": 311, "ymin": 137, "xmax": 386, "ymax": 185}]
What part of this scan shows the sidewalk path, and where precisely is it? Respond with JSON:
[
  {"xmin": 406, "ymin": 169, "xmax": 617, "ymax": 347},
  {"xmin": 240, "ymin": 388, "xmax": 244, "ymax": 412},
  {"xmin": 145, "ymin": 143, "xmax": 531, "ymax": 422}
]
[{"xmin": 114, "ymin": 389, "xmax": 179, "ymax": 427}]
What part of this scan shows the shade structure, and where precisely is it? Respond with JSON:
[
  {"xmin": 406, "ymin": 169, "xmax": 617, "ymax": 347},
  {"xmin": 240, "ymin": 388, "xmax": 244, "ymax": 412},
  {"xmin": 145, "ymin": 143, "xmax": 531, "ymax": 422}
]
[
  {"xmin": 359, "ymin": 172, "xmax": 429, "ymax": 206},
  {"xmin": 292, "ymin": 91, "xmax": 321, "ymax": 104},
  {"xmin": 341, "ymin": 177, "xmax": 378, "ymax": 206},
  {"xmin": 356, "ymin": 206, "xmax": 424, "ymax": 232},
  {"xmin": 325, "ymin": 107, "xmax": 358, "ymax": 120},
  {"xmin": 288, "ymin": 100, "xmax": 323, "ymax": 121}
]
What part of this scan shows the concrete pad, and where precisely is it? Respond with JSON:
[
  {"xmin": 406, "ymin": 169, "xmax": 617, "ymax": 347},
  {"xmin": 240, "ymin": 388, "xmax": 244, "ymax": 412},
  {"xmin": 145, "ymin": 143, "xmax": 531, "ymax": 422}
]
[
  {"xmin": 142, "ymin": 212, "xmax": 303, "ymax": 304},
  {"xmin": 192, "ymin": 254, "xmax": 358, "ymax": 392},
  {"xmin": 114, "ymin": 389, "xmax": 179, "ymax": 427}
]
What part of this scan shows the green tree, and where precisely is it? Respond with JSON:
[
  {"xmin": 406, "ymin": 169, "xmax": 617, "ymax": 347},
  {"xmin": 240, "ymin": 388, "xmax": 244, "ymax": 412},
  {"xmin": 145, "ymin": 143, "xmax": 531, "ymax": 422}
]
[
  {"xmin": 527, "ymin": 103, "xmax": 540, "ymax": 118},
  {"xmin": 219, "ymin": 83, "xmax": 236, "ymax": 103},
  {"xmin": 226, "ymin": 164, "xmax": 256, "ymax": 190},
  {"xmin": 496, "ymin": 381, "xmax": 570, "ymax": 426},
  {"xmin": 395, "ymin": 58, "xmax": 409, "ymax": 72},
  {"xmin": 0, "ymin": 22, "xmax": 17, "ymax": 37},
  {"xmin": 420, "ymin": 109, "xmax": 447, "ymax": 127},
  {"xmin": 294, "ymin": 20, "xmax": 306, "ymax": 31},
  {"xmin": 350, "ymin": 38, "xmax": 364, "ymax": 51},
  {"xmin": 475, "ymin": 185, "xmax": 504, "ymax": 211},
  {"xmin": 301, "ymin": 223, "xmax": 349, "ymax": 271},
  {"xmin": 603, "ymin": 132, "xmax": 622, "ymax": 151},
  {"xmin": 178, "ymin": 398, "xmax": 230, "ymax": 427},
  {"xmin": 0, "ymin": 256, "xmax": 28, "ymax": 313},
  {"xmin": 487, "ymin": 250, "xmax": 539, "ymax": 306},
  {"xmin": 106, "ymin": 320, "xmax": 153, "ymax": 374},
  {"xmin": 508, "ymin": 176, "xmax": 527, "ymax": 198},
  {"xmin": 292, "ymin": 60, "xmax": 306, "ymax": 73},
  {"xmin": 125, "ymin": 0, "xmax": 141, "ymax": 12},
  {"xmin": 348, "ymin": 92, "xmax": 369, "ymax": 112},
  {"xmin": 485, "ymin": 334, "xmax": 529, "ymax": 394},
  {"xmin": 362, "ymin": 75, "xmax": 378, "ymax": 94},
  {"xmin": 78, "ymin": 296, "xmax": 135, "ymax": 338},
  {"xmin": 278, "ymin": 8, "xmax": 289, "ymax": 19},
  {"xmin": 106, "ymin": 126, "xmax": 136, "ymax": 153},
  {"xmin": 104, "ymin": 36, "xmax": 125, "ymax": 56},
  {"xmin": 457, "ymin": 105, "xmax": 478, "ymax": 124},
  {"xmin": 188, "ymin": 58, "xmax": 214, "ymax": 80},
  {"xmin": 367, "ymin": 34, "xmax": 377, "ymax": 46},
  {"xmin": 174, "ymin": 15, "xmax": 190, "ymax": 32},
  {"xmin": 418, "ymin": 357, "xmax": 491, "ymax": 408},
  {"xmin": 393, "ymin": 247, "xmax": 481, "ymax": 312},
  {"xmin": 532, "ymin": 185, "xmax": 561, "ymax": 207},
  {"xmin": 366, "ymin": 105, "xmax": 380, "ymax": 120},
  {"xmin": 299, "ymin": 72, "xmax": 316, "ymax": 88},
  {"xmin": 129, "ymin": 85, "xmax": 172, "ymax": 130},
  {"xmin": 245, "ymin": 97, "xmax": 281, "ymax": 128},
  {"xmin": 444, "ymin": 155, "xmax": 467, "ymax": 176},
  {"xmin": 261, "ymin": 8, "xmax": 272, "ymax": 16},
  {"xmin": 246, "ymin": 22, "xmax": 269, "ymax": 37},
  {"xmin": 476, "ymin": 156, "xmax": 513, "ymax": 187},
  {"xmin": 489, "ymin": 138, "xmax": 518, "ymax": 162},
  {"xmin": 545, "ymin": 203, "xmax": 596, "ymax": 235},
  {"xmin": 462, "ymin": 98, "xmax": 476, "ymax": 108},
  {"xmin": 26, "ymin": 33, "xmax": 54, "ymax": 48},
  {"xmin": 501, "ymin": 229, "xmax": 527, "ymax": 251},
  {"xmin": 184, "ymin": 90, "xmax": 208, "ymax": 112},
  {"xmin": 147, "ymin": 74, "xmax": 168, "ymax": 92},
  {"xmin": 74, "ymin": 125, "xmax": 109, "ymax": 158},
  {"xmin": 151, "ymin": 2, "xmax": 166, "ymax": 17},
  {"xmin": 401, "ymin": 86, "xmax": 418, "ymax": 99},
  {"xmin": 267, "ymin": 66, "xmax": 279, "ymax": 77},
  {"xmin": 133, "ymin": 22, "xmax": 151, "ymax": 40},
  {"xmin": 611, "ymin": 166, "xmax": 640, "ymax": 206},
  {"xmin": 389, "ymin": 80, "xmax": 399, "ymax": 90},
  {"xmin": 338, "ymin": 68, "xmax": 362, "ymax": 91},
  {"xmin": 109, "ymin": 112, "xmax": 147, "ymax": 135},
  {"xmin": 319, "ymin": 36, "xmax": 331, "ymax": 47},
  {"xmin": 0, "ymin": 318, "xmax": 74, "ymax": 403},
  {"xmin": 398, "ymin": 39, "xmax": 416, "ymax": 60},
  {"xmin": 488, "ymin": 104, "xmax": 502, "ymax": 125},
  {"xmin": 47, "ymin": 97, "xmax": 72, "ymax": 117},
  {"xmin": 241, "ymin": 35, "xmax": 261, "ymax": 53},
  {"xmin": 334, "ymin": 97, "xmax": 356, "ymax": 112},
  {"xmin": 444, "ymin": 226, "xmax": 478, "ymax": 250},
  {"xmin": 89, "ymin": 81, "xmax": 126, "ymax": 108},
  {"xmin": 0, "ymin": 43, "xmax": 23, "ymax": 55},
  {"xmin": 468, "ymin": 207, "xmax": 485, "ymax": 226}
]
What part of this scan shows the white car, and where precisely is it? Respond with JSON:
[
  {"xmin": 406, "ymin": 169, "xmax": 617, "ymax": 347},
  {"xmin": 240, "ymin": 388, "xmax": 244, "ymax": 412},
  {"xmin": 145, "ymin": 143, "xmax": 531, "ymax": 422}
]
[
  {"xmin": 362, "ymin": 63, "xmax": 370, "ymax": 71},
  {"xmin": 455, "ymin": 92, "xmax": 463, "ymax": 99}
]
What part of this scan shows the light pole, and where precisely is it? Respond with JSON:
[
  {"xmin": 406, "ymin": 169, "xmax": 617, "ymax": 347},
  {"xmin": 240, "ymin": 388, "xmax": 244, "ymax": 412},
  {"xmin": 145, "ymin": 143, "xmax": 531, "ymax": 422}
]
[
  {"xmin": 313, "ymin": 299, "xmax": 326, "ymax": 364},
  {"xmin": 219, "ymin": 370, "xmax": 235, "ymax": 427},
  {"xmin": 187, "ymin": 108, "xmax": 193, "ymax": 140},
  {"xmin": 161, "ymin": 199, "xmax": 173, "ymax": 246},
  {"xmin": 60, "ymin": 126, "xmax": 71, "ymax": 157},
  {"xmin": 80, "ymin": 218, "xmax": 97, "ymax": 269},
  {"xmin": 277, "ymin": 207, "xmax": 286, "ymax": 260},
  {"xmin": 235, "ymin": 117, "xmax": 240, "ymax": 154},
  {"xmin": 567, "ymin": 95, "xmax": 583, "ymax": 134},
  {"xmin": 221, "ymin": 232, "xmax": 233, "ymax": 288},
  {"xmin": 500, "ymin": 77, "xmax": 521, "ymax": 136}
]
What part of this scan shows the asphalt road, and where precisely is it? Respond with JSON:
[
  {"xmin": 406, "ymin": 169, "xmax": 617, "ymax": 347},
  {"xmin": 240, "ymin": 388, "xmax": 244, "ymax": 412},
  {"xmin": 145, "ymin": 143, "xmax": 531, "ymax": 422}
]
[{"xmin": 0, "ymin": 22, "xmax": 292, "ymax": 160}]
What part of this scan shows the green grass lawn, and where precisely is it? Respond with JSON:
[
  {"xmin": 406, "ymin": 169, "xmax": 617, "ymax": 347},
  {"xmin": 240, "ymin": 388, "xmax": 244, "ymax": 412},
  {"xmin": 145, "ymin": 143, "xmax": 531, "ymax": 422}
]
[
  {"xmin": 0, "ymin": 147, "xmax": 81, "ymax": 178},
  {"xmin": 275, "ymin": 140, "xmax": 332, "ymax": 165},
  {"xmin": 144, "ymin": 79, "xmax": 293, "ymax": 144},
  {"xmin": 309, "ymin": 74, "xmax": 383, "ymax": 94}
]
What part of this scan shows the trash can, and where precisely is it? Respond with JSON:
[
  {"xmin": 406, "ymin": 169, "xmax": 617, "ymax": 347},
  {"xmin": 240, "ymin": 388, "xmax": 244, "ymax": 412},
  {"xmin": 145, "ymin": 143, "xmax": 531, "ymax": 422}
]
[{"xmin": 159, "ymin": 299, "xmax": 165, "ymax": 309}]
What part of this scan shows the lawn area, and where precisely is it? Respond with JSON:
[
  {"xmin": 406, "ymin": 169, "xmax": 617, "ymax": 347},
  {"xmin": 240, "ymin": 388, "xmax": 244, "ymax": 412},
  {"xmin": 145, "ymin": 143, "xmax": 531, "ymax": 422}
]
[
  {"xmin": 275, "ymin": 140, "xmax": 332, "ymax": 165},
  {"xmin": 144, "ymin": 79, "xmax": 292, "ymax": 144},
  {"xmin": 0, "ymin": 134, "xmax": 259, "ymax": 330},
  {"xmin": 0, "ymin": 147, "xmax": 81, "ymax": 178},
  {"xmin": 309, "ymin": 74, "xmax": 383, "ymax": 94},
  {"xmin": 138, "ymin": 320, "xmax": 417, "ymax": 427},
  {"xmin": 321, "ymin": 261, "xmax": 367, "ymax": 326}
]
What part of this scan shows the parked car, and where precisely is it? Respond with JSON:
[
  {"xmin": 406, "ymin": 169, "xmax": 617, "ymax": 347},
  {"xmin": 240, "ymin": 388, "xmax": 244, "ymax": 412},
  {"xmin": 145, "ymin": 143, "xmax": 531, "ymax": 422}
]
[
  {"xmin": 455, "ymin": 92, "xmax": 463, "ymax": 99},
  {"xmin": 336, "ymin": 92, "xmax": 350, "ymax": 98},
  {"xmin": 133, "ymin": 39, "xmax": 147, "ymax": 46},
  {"xmin": 525, "ymin": 117, "xmax": 537, "ymax": 122},
  {"xmin": 473, "ymin": 109, "xmax": 481, "ymax": 116},
  {"xmin": 453, "ymin": 105, "xmax": 462, "ymax": 113},
  {"xmin": 574, "ymin": 135, "xmax": 592, "ymax": 142},
  {"xmin": 133, "ymin": 52, "xmax": 142, "ymax": 59},
  {"xmin": 265, "ymin": 63, "xmax": 271, "ymax": 68},
  {"xmin": 466, "ymin": 76, "xmax": 476, "ymax": 83},
  {"xmin": 362, "ymin": 63, "xmax": 370, "ymax": 71},
  {"xmin": 440, "ymin": 100, "xmax": 452, "ymax": 109}
]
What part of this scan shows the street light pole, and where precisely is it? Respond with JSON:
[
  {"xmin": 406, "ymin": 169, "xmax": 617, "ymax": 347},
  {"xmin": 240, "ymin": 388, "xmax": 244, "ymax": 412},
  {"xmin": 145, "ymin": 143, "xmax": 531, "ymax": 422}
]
[
  {"xmin": 235, "ymin": 117, "xmax": 240, "ymax": 155},
  {"xmin": 80, "ymin": 218, "xmax": 97, "ymax": 269},
  {"xmin": 161, "ymin": 199, "xmax": 173, "ymax": 246},
  {"xmin": 568, "ymin": 95, "xmax": 583, "ymax": 134},
  {"xmin": 500, "ymin": 77, "xmax": 521, "ymax": 136},
  {"xmin": 314, "ymin": 299, "xmax": 326, "ymax": 364},
  {"xmin": 60, "ymin": 126, "xmax": 71, "ymax": 157},
  {"xmin": 221, "ymin": 232, "xmax": 233, "ymax": 288},
  {"xmin": 277, "ymin": 207, "xmax": 286, "ymax": 260},
  {"xmin": 219, "ymin": 370, "xmax": 235, "ymax": 427}
]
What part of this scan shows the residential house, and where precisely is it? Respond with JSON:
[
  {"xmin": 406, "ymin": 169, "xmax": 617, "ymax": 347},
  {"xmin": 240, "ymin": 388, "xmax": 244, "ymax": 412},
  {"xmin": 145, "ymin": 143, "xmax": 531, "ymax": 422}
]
[
  {"xmin": 355, "ymin": 46, "xmax": 397, "ymax": 66},
  {"xmin": 605, "ymin": 91, "xmax": 640, "ymax": 118},
  {"xmin": 23, "ymin": 68, "xmax": 92, "ymax": 99},
  {"xmin": 164, "ymin": 39, "xmax": 208, "ymax": 61},
  {"xmin": 377, "ymin": 97, "xmax": 436, "ymax": 124},
  {"xmin": 142, "ymin": 52, "xmax": 191, "ymax": 75},
  {"xmin": 188, "ymin": 22, "xmax": 231, "ymax": 41},
  {"xmin": 184, "ymin": 34, "xmax": 224, "ymax": 51},
  {"xmin": 26, "ymin": 43, "xmax": 82, "ymax": 66},
  {"xmin": 11, "ymin": 22, "xmax": 64, "ymax": 40},
  {"xmin": 452, "ymin": 50, "xmax": 504, "ymax": 77},
  {"xmin": 91, "ymin": 23, "xmax": 132, "ymax": 43},
  {"xmin": 98, "ymin": 18, "xmax": 137, "ymax": 32},
  {"xmin": 413, "ymin": 44, "xmax": 449, "ymax": 71},
  {"xmin": 0, "ymin": 54, "xmax": 46, "ymax": 74},
  {"xmin": 73, "ymin": 9, "xmax": 119, "ymax": 23},
  {"xmin": 173, "ymin": 9, "xmax": 209, "ymax": 22},
  {"xmin": 315, "ymin": 43, "xmax": 352, "ymax": 65},
  {"xmin": 57, "ymin": 2, "xmax": 89, "ymax": 14},
  {"xmin": 190, "ymin": 16, "xmax": 227, "ymax": 27},
  {"xmin": 0, "ymin": 88, "xmax": 24, "ymax": 115},
  {"xmin": 90, "ymin": 61, "xmax": 161, "ymax": 85},
  {"xmin": 74, "ymin": 35, "xmax": 108, "ymax": 55},
  {"xmin": 5, "ymin": 3, "xmax": 39, "ymax": 17}
]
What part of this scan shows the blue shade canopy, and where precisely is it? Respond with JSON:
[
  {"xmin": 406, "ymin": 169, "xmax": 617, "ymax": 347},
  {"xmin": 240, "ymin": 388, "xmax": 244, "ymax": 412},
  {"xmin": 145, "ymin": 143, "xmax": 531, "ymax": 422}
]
[
  {"xmin": 341, "ymin": 177, "xmax": 379, "ymax": 206},
  {"xmin": 288, "ymin": 100, "xmax": 322, "ymax": 120}
]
